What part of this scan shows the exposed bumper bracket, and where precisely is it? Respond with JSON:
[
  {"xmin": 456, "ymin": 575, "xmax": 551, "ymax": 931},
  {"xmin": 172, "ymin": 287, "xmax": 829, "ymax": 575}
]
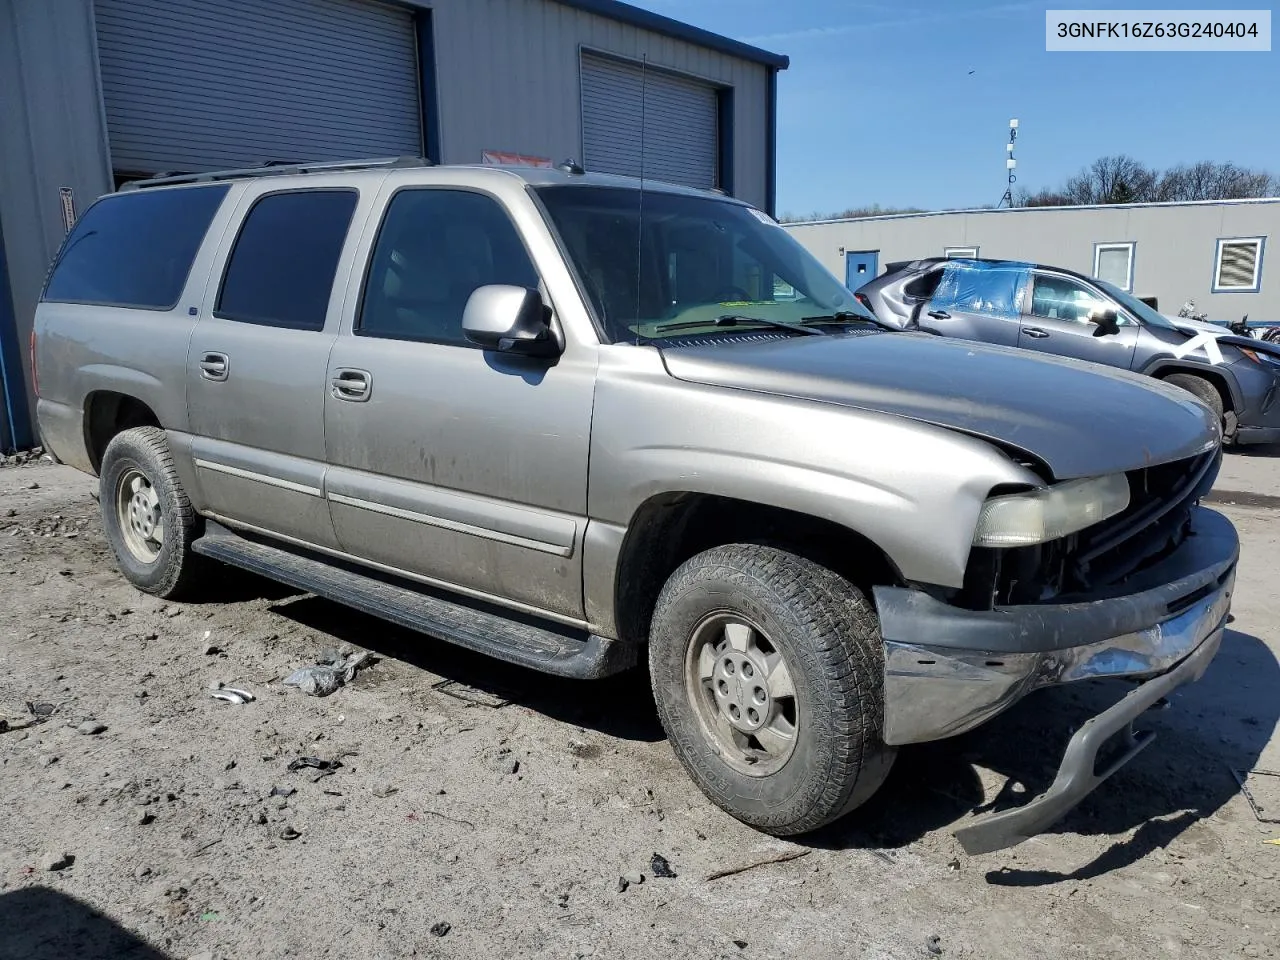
[{"xmin": 953, "ymin": 627, "xmax": 1223, "ymax": 855}]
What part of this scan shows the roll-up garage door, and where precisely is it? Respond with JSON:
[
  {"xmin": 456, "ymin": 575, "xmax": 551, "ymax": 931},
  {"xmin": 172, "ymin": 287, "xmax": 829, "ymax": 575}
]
[
  {"xmin": 94, "ymin": 0, "xmax": 422, "ymax": 176},
  {"xmin": 581, "ymin": 52, "xmax": 719, "ymax": 190}
]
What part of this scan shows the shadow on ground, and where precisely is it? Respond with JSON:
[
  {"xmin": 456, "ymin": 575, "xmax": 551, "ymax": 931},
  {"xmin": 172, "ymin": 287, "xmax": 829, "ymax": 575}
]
[
  {"xmin": 270, "ymin": 592, "xmax": 665, "ymax": 744},
  {"xmin": 812, "ymin": 628, "xmax": 1278, "ymax": 880},
  {"xmin": 0, "ymin": 886, "xmax": 167, "ymax": 960}
]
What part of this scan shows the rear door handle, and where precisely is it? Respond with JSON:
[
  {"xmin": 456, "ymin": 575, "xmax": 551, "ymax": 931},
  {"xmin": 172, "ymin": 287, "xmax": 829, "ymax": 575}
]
[
  {"xmin": 331, "ymin": 368, "xmax": 372, "ymax": 402},
  {"xmin": 199, "ymin": 352, "xmax": 229, "ymax": 381},
  {"xmin": 1023, "ymin": 327, "xmax": 1051, "ymax": 339},
  {"xmin": 927, "ymin": 310, "xmax": 951, "ymax": 320}
]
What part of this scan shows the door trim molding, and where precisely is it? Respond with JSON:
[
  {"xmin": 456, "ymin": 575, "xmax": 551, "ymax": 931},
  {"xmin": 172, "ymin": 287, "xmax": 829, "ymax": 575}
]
[
  {"xmin": 328, "ymin": 491, "xmax": 574, "ymax": 557},
  {"xmin": 193, "ymin": 459, "xmax": 322, "ymax": 498}
]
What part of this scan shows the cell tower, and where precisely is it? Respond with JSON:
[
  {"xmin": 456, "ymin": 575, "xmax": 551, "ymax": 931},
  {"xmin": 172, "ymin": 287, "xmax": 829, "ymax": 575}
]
[{"xmin": 999, "ymin": 119, "xmax": 1018, "ymax": 207}]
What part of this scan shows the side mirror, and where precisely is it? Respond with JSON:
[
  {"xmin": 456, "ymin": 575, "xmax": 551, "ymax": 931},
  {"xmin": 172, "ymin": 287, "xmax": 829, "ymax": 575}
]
[
  {"xmin": 462, "ymin": 285, "xmax": 562, "ymax": 358},
  {"xmin": 1090, "ymin": 308, "xmax": 1120, "ymax": 337}
]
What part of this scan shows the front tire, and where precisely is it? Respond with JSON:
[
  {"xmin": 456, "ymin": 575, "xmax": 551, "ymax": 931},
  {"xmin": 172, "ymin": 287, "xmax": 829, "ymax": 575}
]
[
  {"xmin": 1164, "ymin": 373, "xmax": 1227, "ymax": 437},
  {"xmin": 649, "ymin": 544, "xmax": 895, "ymax": 835},
  {"xmin": 99, "ymin": 426, "xmax": 208, "ymax": 599}
]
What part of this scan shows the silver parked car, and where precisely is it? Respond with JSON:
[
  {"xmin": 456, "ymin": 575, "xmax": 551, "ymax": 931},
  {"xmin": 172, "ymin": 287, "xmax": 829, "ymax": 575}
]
[{"xmin": 33, "ymin": 159, "xmax": 1236, "ymax": 853}]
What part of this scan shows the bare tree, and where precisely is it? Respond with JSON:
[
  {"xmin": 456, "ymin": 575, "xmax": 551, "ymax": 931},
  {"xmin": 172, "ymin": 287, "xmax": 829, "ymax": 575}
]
[{"xmin": 1019, "ymin": 156, "xmax": 1277, "ymax": 207}]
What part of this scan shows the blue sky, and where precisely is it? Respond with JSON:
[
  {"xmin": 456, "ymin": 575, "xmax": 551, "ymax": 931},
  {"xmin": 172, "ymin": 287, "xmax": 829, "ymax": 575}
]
[{"xmin": 634, "ymin": 1, "xmax": 1278, "ymax": 217}]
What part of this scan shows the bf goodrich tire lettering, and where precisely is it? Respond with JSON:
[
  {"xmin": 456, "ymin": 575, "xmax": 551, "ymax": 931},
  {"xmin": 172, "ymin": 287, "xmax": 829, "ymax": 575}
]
[
  {"xmin": 649, "ymin": 544, "xmax": 895, "ymax": 835},
  {"xmin": 99, "ymin": 426, "xmax": 209, "ymax": 599}
]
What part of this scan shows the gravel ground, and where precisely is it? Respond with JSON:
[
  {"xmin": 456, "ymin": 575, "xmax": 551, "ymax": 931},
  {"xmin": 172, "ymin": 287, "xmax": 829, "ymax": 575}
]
[{"xmin": 1, "ymin": 459, "xmax": 1278, "ymax": 960}]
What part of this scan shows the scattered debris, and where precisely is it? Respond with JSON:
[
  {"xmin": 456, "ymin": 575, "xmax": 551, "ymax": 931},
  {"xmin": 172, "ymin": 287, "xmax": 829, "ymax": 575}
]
[
  {"xmin": 280, "ymin": 827, "xmax": 301, "ymax": 841},
  {"xmin": 622, "ymin": 870, "xmax": 644, "ymax": 887},
  {"xmin": 1265, "ymin": 838, "xmax": 1280, "ymax": 847},
  {"xmin": 406, "ymin": 809, "xmax": 476, "ymax": 830},
  {"xmin": 430, "ymin": 921, "xmax": 451, "ymax": 937},
  {"xmin": 75, "ymin": 720, "xmax": 107, "ymax": 736},
  {"xmin": 202, "ymin": 631, "xmax": 222, "ymax": 655},
  {"xmin": 210, "ymin": 684, "xmax": 255, "ymax": 705},
  {"xmin": 200, "ymin": 910, "xmax": 220, "ymax": 922},
  {"xmin": 188, "ymin": 839, "xmax": 223, "ymax": 858},
  {"xmin": 432, "ymin": 678, "xmax": 511, "ymax": 708},
  {"xmin": 372, "ymin": 784, "xmax": 398, "ymax": 798},
  {"xmin": 43, "ymin": 852, "xmax": 74, "ymax": 872},
  {"xmin": 616, "ymin": 876, "xmax": 629, "ymax": 893},
  {"xmin": 27, "ymin": 701, "xmax": 56, "ymax": 720},
  {"xmin": 650, "ymin": 853, "xmax": 677, "ymax": 879},
  {"xmin": 867, "ymin": 848, "xmax": 896, "ymax": 864},
  {"xmin": 284, "ymin": 650, "xmax": 371, "ymax": 697},
  {"xmin": 1231, "ymin": 766, "xmax": 1280, "ymax": 824},
  {"xmin": 269, "ymin": 786, "xmax": 296, "ymax": 798},
  {"xmin": 705, "ymin": 849, "xmax": 809, "ymax": 881},
  {"xmin": 287, "ymin": 756, "xmax": 343, "ymax": 776},
  {"xmin": 733, "ymin": 940, "xmax": 748, "ymax": 950},
  {"xmin": 926, "ymin": 934, "xmax": 943, "ymax": 956},
  {"xmin": 491, "ymin": 755, "xmax": 520, "ymax": 776}
]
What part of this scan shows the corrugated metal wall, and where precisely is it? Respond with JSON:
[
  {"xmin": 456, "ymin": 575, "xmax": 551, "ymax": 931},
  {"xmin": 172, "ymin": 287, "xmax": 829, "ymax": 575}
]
[
  {"xmin": 580, "ymin": 52, "xmax": 718, "ymax": 189},
  {"xmin": 0, "ymin": 0, "xmax": 113, "ymax": 448},
  {"xmin": 785, "ymin": 201, "xmax": 1280, "ymax": 321},
  {"xmin": 427, "ymin": 0, "xmax": 772, "ymax": 210},
  {"xmin": 95, "ymin": 0, "xmax": 421, "ymax": 174}
]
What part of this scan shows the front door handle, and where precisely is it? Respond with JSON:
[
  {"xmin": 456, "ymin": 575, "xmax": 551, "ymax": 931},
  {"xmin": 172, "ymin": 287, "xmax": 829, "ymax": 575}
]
[
  {"xmin": 927, "ymin": 310, "xmax": 951, "ymax": 320},
  {"xmin": 1023, "ymin": 327, "xmax": 1051, "ymax": 339},
  {"xmin": 331, "ymin": 368, "xmax": 372, "ymax": 402},
  {"xmin": 199, "ymin": 352, "xmax": 229, "ymax": 381}
]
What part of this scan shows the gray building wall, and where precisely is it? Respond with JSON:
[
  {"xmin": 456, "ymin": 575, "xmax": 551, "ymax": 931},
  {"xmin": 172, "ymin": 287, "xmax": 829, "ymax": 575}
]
[
  {"xmin": 426, "ymin": 0, "xmax": 772, "ymax": 210},
  {"xmin": 0, "ymin": 0, "xmax": 113, "ymax": 448},
  {"xmin": 787, "ymin": 200, "xmax": 1280, "ymax": 322}
]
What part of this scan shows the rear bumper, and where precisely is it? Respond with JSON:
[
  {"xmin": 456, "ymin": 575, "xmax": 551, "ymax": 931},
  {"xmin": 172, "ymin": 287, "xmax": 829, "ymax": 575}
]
[{"xmin": 872, "ymin": 506, "xmax": 1237, "ymax": 852}]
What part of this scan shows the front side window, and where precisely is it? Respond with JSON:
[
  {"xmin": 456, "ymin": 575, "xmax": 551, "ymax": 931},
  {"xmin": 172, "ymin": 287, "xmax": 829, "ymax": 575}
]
[
  {"xmin": 1214, "ymin": 237, "xmax": 1264, "ymax": 293},
  {"xmin": 358, "ymin": 190, "xmax": 539, "ymax": 345},
  {"xmin": 216, "ymin": 190, "xmax": 358, "ymax": 331},
  {"xmin": 534, "ymin": 186, "xmax": 869, "ymax": 342},
  {"xmin": 1029, "ymin": 274, "xmax": 1121, "ymax": 324},
  {"xmin": 43, "ymin": 185, "xmax": 229, "ymax": 309}
]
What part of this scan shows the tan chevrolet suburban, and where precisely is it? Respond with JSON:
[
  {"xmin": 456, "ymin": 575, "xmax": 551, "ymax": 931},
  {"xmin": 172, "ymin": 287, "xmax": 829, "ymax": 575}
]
[{"xmin": 33, "ymin": 157, "xmax": 1237, "ymax": 853}]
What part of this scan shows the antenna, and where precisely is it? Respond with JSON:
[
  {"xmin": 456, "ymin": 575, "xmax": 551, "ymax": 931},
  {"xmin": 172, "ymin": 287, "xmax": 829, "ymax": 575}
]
[
  {"xmin": 633, "ymin": 53, "xmax": 648, "ymax": 345},
  {"xmin": 999, "ymin": 118, "xmax": 1019, "ymax": 207}
]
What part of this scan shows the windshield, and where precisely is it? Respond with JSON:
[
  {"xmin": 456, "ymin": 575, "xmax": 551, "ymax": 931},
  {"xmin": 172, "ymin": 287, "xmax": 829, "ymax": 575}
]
[
  {"xmin": 1097, "ymin": 280, "xmax": 1179, "ymax": 331},
  {"xmin": 534, "ymin": 185, "xmax": 874, "ymax": 342}
]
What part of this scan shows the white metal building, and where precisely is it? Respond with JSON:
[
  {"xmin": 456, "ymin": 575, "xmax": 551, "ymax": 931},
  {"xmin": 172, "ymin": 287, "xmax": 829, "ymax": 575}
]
[
  {"xmin": 0, "ymin": 0, "xmax": 787, "ymax": 449},
  {"xmin": 786, "ymin": 198, "xmax": 1279, "ymax": 324}
]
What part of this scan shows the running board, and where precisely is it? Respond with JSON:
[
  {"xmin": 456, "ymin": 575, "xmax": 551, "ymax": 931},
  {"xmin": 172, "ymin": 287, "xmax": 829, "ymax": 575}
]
[{"xmin": 192, "ymin": 523, "xmax": 635, "ymax": 679}]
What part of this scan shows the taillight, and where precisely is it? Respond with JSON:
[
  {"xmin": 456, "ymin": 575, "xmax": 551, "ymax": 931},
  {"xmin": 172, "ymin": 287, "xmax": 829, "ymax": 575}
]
[
  {"xmin": 855, "ymin": 292, "xmax": 875, "ymax": 314},
  {"xmin": 29, "ymin": 328, "xmax": 38, "ymax": 398}
]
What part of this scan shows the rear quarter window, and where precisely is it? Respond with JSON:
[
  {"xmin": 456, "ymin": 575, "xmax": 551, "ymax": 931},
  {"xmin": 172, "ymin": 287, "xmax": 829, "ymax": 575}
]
[{"xmin": 42, "ymin": 185, "xmax": 229, "ymax": 309}]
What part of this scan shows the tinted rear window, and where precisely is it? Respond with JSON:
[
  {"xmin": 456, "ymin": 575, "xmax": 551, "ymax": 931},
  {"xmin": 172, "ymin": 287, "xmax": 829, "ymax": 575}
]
[
  {"xmin": 43, "ymin": 185, "xmax": 229, "ymax": 309},
  {"xmin": 216, "ymin": 190, "xmax": 358, "ymax": 331}
]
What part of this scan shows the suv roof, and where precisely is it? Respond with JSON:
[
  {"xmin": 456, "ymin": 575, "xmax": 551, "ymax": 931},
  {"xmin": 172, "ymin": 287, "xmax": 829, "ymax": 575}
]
[{"xmin": 120, "ymin": 155, "xmax": 744, "ymax": 205}]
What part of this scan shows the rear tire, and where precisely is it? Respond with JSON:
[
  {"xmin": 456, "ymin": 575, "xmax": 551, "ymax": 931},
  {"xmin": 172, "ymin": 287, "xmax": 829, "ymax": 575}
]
[
  {"xmin": 649, "ymin": 544, "xmax": 895, "ymax": 835},
  {"xmin": 100, "ymin": 426, "xmax": 209, "ymax": 599},
  {"xmin": 1164, "ymin": 373, "xmax": 1226, "ymax": 437}
]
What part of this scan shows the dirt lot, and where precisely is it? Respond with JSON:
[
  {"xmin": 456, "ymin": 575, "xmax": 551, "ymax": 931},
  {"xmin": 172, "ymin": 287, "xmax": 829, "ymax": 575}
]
[{"xmin": 1, "ymin": 457, "xmax": 1278, "ymax": 960}]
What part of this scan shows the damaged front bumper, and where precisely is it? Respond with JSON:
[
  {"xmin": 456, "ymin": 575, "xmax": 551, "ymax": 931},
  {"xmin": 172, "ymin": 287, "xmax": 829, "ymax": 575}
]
[{"xmin": 873, "ymin": 507, "xmax": 1238, "ymax": 854}]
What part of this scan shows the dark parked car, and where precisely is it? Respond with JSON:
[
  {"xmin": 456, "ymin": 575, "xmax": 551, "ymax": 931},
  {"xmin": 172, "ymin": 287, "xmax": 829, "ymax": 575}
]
[{"xmin": 856, "ymin": 257, "xmax": 1280, "ymax": 444}]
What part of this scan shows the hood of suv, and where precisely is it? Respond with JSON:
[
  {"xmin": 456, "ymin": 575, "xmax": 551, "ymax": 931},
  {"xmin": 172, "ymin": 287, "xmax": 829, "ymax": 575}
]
[{"xmin": 660, "ymin": 331, "xmax": 1219, "ymax": 479}]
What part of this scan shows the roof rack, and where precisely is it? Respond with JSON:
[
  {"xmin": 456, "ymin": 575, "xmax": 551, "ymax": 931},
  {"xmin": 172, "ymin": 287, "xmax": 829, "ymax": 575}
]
[{"xmin": 120, "ymin": 155, "xmax": 432, "ymax": 191}]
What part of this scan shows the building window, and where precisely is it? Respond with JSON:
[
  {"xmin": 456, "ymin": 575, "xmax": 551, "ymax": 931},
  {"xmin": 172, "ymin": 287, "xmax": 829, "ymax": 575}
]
[
  {"xmin": 1213, "ymin": 237, "xmax": 1265, "ymax": 293},
  {"xmin": 944, "ymin": 246, "xmax": 979, "ymax": 259},
  {"xmin": 1093, "ymin": 241, "xmax": 1135, "ymax": 292}
]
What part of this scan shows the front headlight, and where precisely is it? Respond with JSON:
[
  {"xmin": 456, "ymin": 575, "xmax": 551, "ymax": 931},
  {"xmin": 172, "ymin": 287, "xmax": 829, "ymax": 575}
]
[
  {"xmin": 972, "ymin": 473, "xmax": 1130, "ymax": 547},
  {"xmin": 1240, "ymin": 347, "xmax": 1280, "ymax": 369}
]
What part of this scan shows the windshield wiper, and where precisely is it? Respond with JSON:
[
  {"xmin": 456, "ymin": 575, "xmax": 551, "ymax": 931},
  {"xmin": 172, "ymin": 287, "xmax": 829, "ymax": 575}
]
[{"xmin": 652, "ymin": 314, "xmax": 828, "ymax": 337}]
